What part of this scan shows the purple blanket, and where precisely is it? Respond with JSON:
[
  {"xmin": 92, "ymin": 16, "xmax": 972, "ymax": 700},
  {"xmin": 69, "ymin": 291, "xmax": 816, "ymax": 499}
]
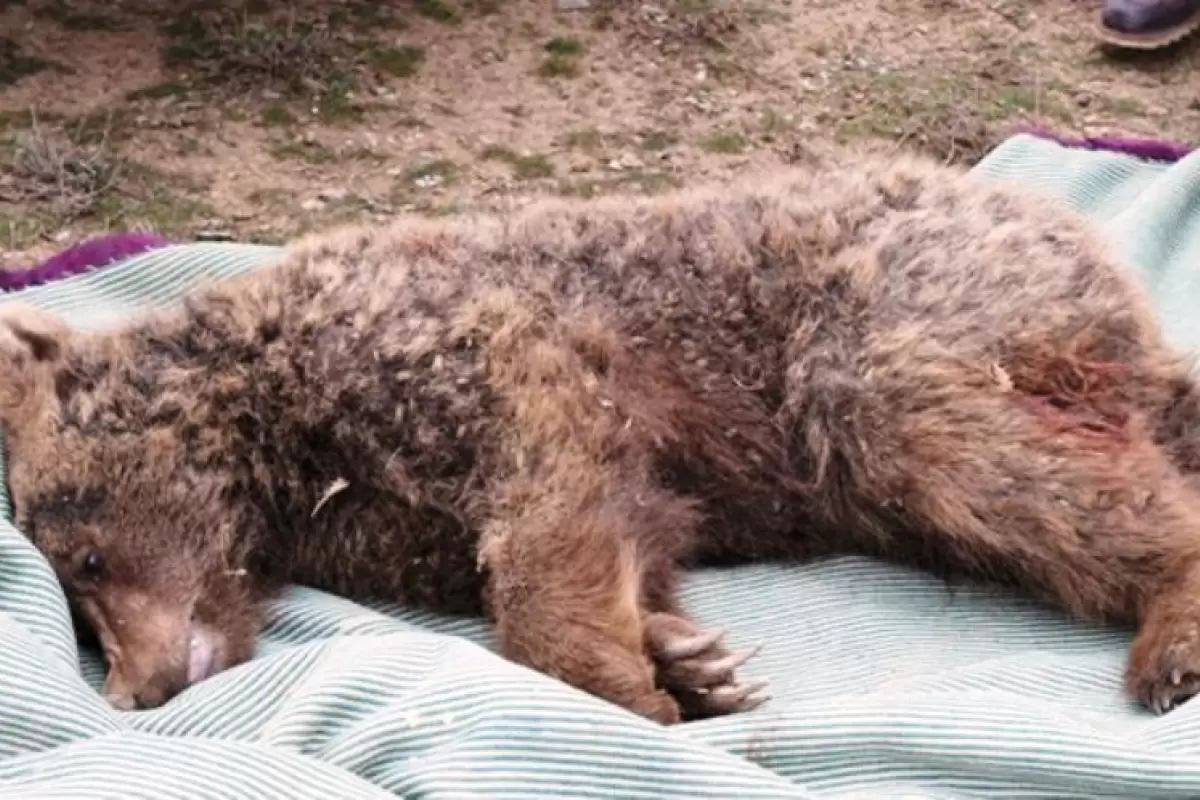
[
  {"xmin": 1015, "ymin": 125, "xmax": 1194, "ymax": 166},
  {"xmin": 2, "ymin": 232, "xmax": 171, "ymax": 292}
]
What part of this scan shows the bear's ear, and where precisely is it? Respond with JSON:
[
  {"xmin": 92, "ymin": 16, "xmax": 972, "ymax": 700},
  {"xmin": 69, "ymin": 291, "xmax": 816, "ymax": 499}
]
[
  {"xmin": 0, "ymin": 305, "xmax": 72, "ymax": 435},
  {"xmin": 0, "ymin": 305, "xmax": 69, "ymax": 364}
]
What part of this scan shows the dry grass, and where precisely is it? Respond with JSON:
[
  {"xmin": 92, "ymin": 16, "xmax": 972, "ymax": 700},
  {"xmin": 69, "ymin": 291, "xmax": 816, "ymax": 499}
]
[
  {"xmin": 163, "ymin": 12, "xmax": 347, "ymax": 95},
  {"xmin": 1, "ymin": 115, "xmax": 123, "ymax": 218}
]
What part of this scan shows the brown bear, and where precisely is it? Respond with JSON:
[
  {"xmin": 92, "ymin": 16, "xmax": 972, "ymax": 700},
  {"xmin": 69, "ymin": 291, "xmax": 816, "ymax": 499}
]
[{"xmin": 2, "ymin": 150, "xmax": 1199, "ymax": 725}]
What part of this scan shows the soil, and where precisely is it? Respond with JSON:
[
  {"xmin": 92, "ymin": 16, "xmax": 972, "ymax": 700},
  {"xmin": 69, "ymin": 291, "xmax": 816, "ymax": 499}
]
[{"xmin": 1, "ymin": 0, "xmax": 1198, "ymax": 266}]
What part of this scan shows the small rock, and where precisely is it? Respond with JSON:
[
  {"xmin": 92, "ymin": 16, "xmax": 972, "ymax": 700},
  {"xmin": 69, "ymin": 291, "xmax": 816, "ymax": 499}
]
[
  {"xmin": 618, "ymin": 152, "xmax": 643, "ymax": 169},
  {"xmin": 555, "ymin": 0, "xmax": 591, "ymax": 9},
  {"xmin": 318, "ymin": 187, "xmax": 349, "ymax": 203},
  {"xmin": 302, "ymin": 198, "xmax": 326, "ymax": 212}
]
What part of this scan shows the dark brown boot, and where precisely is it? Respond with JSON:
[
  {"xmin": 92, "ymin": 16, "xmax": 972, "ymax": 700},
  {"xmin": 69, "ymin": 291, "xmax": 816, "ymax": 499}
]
[{"xmin": 1098, "ymin": 0, "xmax": 1200, "ymax": 48}]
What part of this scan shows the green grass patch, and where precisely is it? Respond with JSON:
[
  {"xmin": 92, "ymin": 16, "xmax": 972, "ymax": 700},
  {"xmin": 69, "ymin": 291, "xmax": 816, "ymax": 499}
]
[
  {"xmin": 639, "ymin": 129, "xmax": 679, "ymax": 151},
  {"xmin": 538, "ymin": 37, "xmax": 585, "ymax": 79},
  {"xmin": 700, "ymin": 131, "xmax": 746, "ymax": 154},
  {"xmin": 480, "ymin": 145, "xmax": 555, "ymax": 179},
  {"xmin": 413, "ymin": 0, "xmax": 462, "ymax": 24},
  {"xmin": 544, "ymin": 37, "xmax": 583, "ymax": 56},
  {"xmin": 0, "ymin": 38, "xmax": 50, "ymax": 88},
  {"xmin": 37, "ymin": 1, "xmax": 126, "ymax": 31},
  {"xmin": 367, "ymin": 44, "xmax": 426, "ymax": 78},
  {"xmin": 538, "ymin": 54, "xmax": 580, "ymax": 78},
  {"xmin": 125, "ymin": 81, "xmax": 192, "ymax": 102},
  {"xmin": 260, "ymin": 102, "xmax": 299, "ymax": 127}
]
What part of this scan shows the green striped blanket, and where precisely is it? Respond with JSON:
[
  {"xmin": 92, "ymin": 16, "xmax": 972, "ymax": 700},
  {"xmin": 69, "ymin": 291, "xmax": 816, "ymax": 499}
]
[{"xmin": 2, "ymin": 134, "xmax": 1200, "ymax": 799}]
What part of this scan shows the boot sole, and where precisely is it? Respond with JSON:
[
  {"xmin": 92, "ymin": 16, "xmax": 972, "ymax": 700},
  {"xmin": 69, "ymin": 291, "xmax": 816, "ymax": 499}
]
[{"xmin": 1097, "ymin": 11, "xmax": 1200, "ymax": 49}]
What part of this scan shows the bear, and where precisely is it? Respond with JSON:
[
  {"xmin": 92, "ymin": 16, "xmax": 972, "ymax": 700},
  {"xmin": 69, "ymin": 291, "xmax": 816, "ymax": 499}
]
[{"xmin": 2, "ymin": 149, "xmax": 1200, "ymax": 724}]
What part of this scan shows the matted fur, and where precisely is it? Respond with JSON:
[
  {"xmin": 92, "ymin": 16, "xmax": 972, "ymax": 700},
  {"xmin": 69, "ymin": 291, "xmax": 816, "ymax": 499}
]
[{"xmin": 2, "ymin": 150, "xmax": 1200, "ymax": 722}]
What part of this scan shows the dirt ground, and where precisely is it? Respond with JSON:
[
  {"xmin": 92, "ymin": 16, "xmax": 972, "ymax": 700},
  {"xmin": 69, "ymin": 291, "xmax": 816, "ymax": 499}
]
[{"xmin": 1, "ymin": 0, "xmax": 1198, "ymax": 266}]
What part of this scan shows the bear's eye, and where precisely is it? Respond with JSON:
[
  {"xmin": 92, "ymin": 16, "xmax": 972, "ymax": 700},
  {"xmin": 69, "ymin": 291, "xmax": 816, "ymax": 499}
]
[{"xmin": 79, "ymin": 549, "xmax": 105, "ymax": 581}]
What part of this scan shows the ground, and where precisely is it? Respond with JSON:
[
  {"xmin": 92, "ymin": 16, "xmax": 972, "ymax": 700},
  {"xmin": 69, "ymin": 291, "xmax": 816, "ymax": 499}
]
[{"xmin": 1, "ymin": 0, "xmax": 1197, "ymax": 266}]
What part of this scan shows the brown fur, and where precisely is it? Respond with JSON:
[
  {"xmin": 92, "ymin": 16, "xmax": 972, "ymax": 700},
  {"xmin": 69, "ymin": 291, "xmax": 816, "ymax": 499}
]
[{"xmin": 3, "ymin": 150, "xmax": 1200, "ymax": 722}]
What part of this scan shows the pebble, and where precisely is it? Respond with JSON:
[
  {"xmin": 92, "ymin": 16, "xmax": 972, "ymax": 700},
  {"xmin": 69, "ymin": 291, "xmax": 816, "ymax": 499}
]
[
  {"xmin": 317, "ymin": 187, "xmax": 349, "ymax": 203},
  {"xmin": 555, "ymin": 0, "xmax": 591, "ymax": 9},
  {"xmin": 618, "ymin": 152, "xmax": 643, "ymax": 169}
]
